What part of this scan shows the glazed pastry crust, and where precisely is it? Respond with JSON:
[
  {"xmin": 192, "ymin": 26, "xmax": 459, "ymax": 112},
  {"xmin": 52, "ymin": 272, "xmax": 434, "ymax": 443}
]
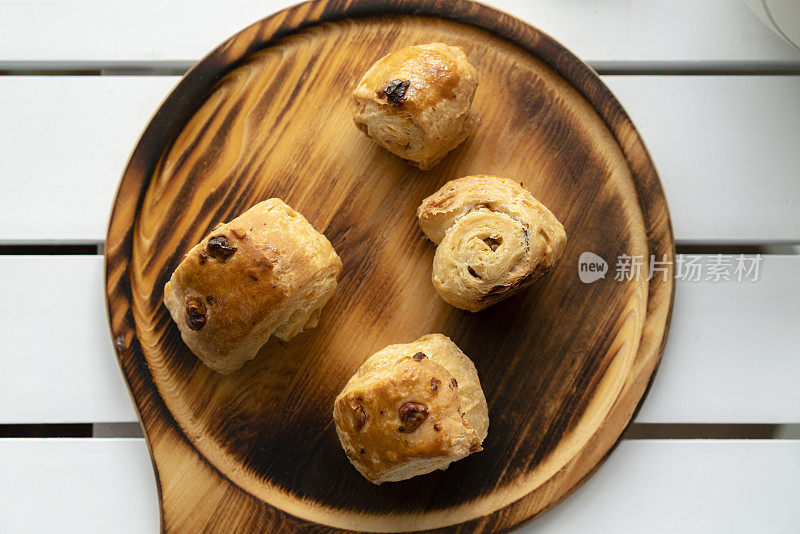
[
  {"xmin": 333, "ymin": 334, "xmax": 488, "ymax": 484},
  {"xmin": 417, "ymin": 175, "xmax": 567, "ymax": 312},
  {"xmin": 163, "ymin": 199, "xmax": 342, "ymax": 374},
  {"xmin": 353, "ymin": 43, "xmax": 479, "ymax": 170}
]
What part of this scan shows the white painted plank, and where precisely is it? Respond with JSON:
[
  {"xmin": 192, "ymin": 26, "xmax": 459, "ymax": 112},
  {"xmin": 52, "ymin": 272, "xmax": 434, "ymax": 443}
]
[
  {"xmin": 525, "ymin": 440, "xmax": 800, "ymax": 534},
  {"xmin": 1, "ymin": 439, "xmax": 797, "ymax": 532},
  {"xmin": 1, "ymin": 76, "xmax": 799, "ymax": 244},
  {"xmin": 0, "ymin": 439, "xmax": 159, "ymax": 533},
  {"xmin": 636, "ymin": 255, "xmax": 800, "ymax": 423},
  {"xmin": 0, "ymin": 256, "xmax": 137, "ymax": 423},
  {"xmin": 604, "ymin": 75, "xmax": 800, "ymax": 244},
  {"xmin": 0, "ymin": 0, "xmax": 798, "ymax": 69},
  {"xmin": 0, "ymin": 77, "xmax": 177, "ymax": 244},
  {"xmin": 1, "ymin": 255, "xmax": 798, "ymax": 424}
]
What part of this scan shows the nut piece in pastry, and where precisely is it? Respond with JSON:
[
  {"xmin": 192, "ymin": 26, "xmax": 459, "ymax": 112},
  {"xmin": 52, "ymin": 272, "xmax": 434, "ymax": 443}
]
[
  {"xmin": 163, "ymin": 199, "xmax": 342, "ymax": 374},
  {"xmin": 333, "ymin": 334, "xmax": 489, "ymax": 484},
  {"xmin": 353, "ymin": 43, "xmax": 479, "ymax": 170},
  {"xmin": 417, "ymin": 175, "xmax": 567, "ymax": 312}
]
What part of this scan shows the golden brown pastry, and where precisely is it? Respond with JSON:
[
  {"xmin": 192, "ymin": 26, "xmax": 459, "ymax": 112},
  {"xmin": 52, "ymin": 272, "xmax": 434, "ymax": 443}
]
[
  {"xmin": 417, "ymin": 175, "xmax": 567, "ymax": 312},
  {"xmin": 353, "ymin": 43, "xmax": 479, "ymax": 170},
  {"xmin": 333, "ymin": 334, "xmax": 488, "ymax": 484},
  {"xmin": 163, "ymin": 199, "xmax": 342, "ymax": 374}
]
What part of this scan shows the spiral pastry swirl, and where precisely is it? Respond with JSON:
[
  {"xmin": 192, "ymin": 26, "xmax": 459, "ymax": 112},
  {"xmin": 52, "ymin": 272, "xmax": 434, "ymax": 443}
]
[{"xmin": 417, "ymin": 175, "xmax": 567, "ymax": 312}]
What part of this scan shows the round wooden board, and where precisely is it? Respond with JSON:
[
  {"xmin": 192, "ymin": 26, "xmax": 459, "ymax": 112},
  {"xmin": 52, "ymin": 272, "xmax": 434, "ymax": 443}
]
[{"xmin": 105, "ymin": 1, "xmax": 675, "ymax": 532}]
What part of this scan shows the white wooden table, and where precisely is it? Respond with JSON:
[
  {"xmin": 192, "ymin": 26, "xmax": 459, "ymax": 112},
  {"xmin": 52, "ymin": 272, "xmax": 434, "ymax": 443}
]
[{"xmin": 1, "ymin": 1, "xmax": 799, "ymax": 532}]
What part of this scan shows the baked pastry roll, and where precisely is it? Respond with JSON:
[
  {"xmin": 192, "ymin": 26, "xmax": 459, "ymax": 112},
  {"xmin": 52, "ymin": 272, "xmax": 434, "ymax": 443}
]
[
  {"xmin": 417, "ymin": 175, "xmax": 567, "ymax": 312},
  {"xmin": 353, "ymin": 43, "xmax": 479, "ymax": 170},
  {"xmin": 163, "ymin": 199, "xmax": 342, "ymax": 374},
  {"xmin": 333, "ymin": 334, "xmax": 488, "ymax": 484}
]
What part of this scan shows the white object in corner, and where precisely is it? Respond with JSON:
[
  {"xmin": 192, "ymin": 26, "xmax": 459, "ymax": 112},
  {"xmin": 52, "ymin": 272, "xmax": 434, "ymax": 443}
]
[{"xmin": 744, "ymin": 0, "xmax": 800, "ymax": 49}]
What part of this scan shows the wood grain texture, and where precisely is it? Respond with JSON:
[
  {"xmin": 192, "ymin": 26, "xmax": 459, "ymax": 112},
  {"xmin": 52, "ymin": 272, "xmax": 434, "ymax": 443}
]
[{"xmin": 105, "ymin": 1, "xmax": 674, "ymax": 531}]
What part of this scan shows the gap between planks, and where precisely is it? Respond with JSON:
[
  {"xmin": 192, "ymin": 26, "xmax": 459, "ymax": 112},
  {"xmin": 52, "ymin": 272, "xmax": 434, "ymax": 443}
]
[
  {"xmin": 2, "ymin": 244, "xmax": 798, "ymax": 256},
  {"xmin": 4, "ymin": 423, "xmax": 800, "ymax": 439},
  {"xmin": 3, "ymin": 62, "xmax": 800, "ymax": 77}
]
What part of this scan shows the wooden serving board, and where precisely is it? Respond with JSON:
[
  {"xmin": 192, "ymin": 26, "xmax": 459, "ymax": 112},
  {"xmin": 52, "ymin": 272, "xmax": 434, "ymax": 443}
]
[{"xmin": 105, "ymin": 1, "xmax": 674, "ymax": 531}]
